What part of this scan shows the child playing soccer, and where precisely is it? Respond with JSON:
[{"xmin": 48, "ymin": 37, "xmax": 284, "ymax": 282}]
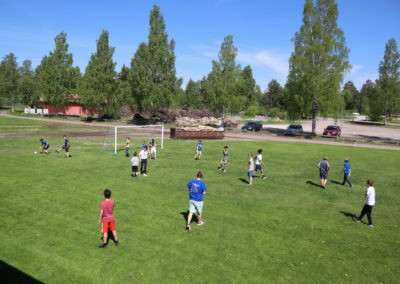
[
  {"xmin": 98, "ymin": 189, "xmax": 119, "ymax": 248},
  {"xmin": 39, "ymin": 138, "xmax": 50, "ymax": 154},
  {"xmin": 56, "ymin": 135, "xmax": 70, "ymax": 158},
  {"xmin": 255, "ymin": 149, "xmax": 267, "ymax": 179},
  {"xmin": 131, "ymin": 151, "xmax": 139, "ymax": 177},
  {"xmin": 248, "ymin": 153, "xmax": 255, "ymax": 185},
  {"xmin": 194, "ymin": 140, "xmax": 203, "ymax": 160},
  {"xmin": 218, "ymin": 146, "xmax": 229, "ymax": 172}
]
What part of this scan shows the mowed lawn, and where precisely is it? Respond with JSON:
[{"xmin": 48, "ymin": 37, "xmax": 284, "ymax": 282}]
[{"xmin": 0, "ymin": 116, "xmax": 399, "ymax": 283}]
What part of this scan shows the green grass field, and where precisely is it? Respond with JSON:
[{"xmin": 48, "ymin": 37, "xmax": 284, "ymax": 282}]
[{"xmin": 0, "ymin": 116, "xmax": 399, "ymax": 283}]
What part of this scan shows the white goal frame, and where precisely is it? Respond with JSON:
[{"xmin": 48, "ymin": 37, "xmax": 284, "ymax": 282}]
[{"xmin": 114, "ymin": 124, "xmax": 164, "ymax": 155}]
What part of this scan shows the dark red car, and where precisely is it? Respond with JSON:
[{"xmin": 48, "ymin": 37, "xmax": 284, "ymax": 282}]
[{"xmin": 323, "ymin": 125, "xmax": 341, "ymax": 137}]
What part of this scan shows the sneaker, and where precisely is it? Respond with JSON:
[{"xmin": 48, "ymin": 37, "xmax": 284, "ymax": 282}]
[
  {"xmin": 353, "ymin": 217, "xmax": 361, "ymax": 223},
  {"xmin": 262, "ymin": 176, "xmax": 267, "ymax": 179},
  {"xmin": 186, "ymin": 224, "xmax": 190, "ymax": 231},
  {"xmin": 218, "ymin": 167, "xmax": 221, "ymax": 171},
  {"xmin": 368, "ymin": 224, "xmax": 374, "ymax": 228},
  {"xmin": 114, "ymin": 240, "xmax": 120, "ymax": 247},
  {"xmin": 98, "ymin": 243, "xmax": 107, "ymax": 249},
  {"xmin": 197, "ymin": 221, "xmax": 204, "ymax": 226},
  {"xmin": 143, "ymin": 173, "xmax": 147, "ymax": 176}
]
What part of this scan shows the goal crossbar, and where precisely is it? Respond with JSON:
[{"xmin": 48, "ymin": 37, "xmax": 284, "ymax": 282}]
[{"xmin": 114, "ymin": 124, "xmax": 164, "ymax": 155}]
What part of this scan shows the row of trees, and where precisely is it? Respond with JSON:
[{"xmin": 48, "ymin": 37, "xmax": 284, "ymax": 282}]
[{"xmin": 1, "ymin": 1, "xmax": 399, "ymax": 133}]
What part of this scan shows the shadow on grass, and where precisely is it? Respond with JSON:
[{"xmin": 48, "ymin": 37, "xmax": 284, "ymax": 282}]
[
  {"xmin": 100, "ymin": 228, "xmax": 116, "ymax": 244},
  {"xmin": 238, "ymin": 177, "xmax": 249, "ymax": 184},
  {"xmin": 0, "ymin": 260, "xmax": 44, "ymax": 283},
  {"xmin": 306, "ymin": 180, "xmax": 323, "ymax": 189},
  {"xmin": 339, "ymin": 211, "xmax": 367, "ymax": 224},
  {"xmin": 180, "ymin": 211, "xmax": 198, "ymax": 224},
  {"xmin": 331, "ymin": 180, "xmax": 343, "ymax": 185}
]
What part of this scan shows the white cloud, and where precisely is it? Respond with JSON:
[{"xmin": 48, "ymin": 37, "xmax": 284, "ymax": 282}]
[{"xmin": 238, "ymin": 49, "xmax": 289, "ymax": 77}]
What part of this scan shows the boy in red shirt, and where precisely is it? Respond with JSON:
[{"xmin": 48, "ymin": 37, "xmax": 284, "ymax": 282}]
[{"xmin": 98, "ymin": 189, "xmax": 119, "ymax": 248}]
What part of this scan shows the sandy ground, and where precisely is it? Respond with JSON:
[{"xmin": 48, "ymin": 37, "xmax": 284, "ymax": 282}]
[{"xmin": 1, "ymin": 112, "xmax": 399, "ymax": 150}]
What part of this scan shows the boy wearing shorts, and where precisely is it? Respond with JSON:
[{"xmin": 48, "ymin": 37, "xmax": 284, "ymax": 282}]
[
  {"xmin": 98, "ymin": 189, "xmax": 119, "ymax": 248},
  {"xmin": 131, "ymin": 152, "xmax": 139, "ymax": 177},
  {"xmin": 186, "ymin": 171, "xmax": 207, "ymax": 231},
  {"xmin": 248, "ymin": 153, "xmax": 255, "ymax": 185},
  {"xmin": 218, "ymin": 146, "xmax": 229, "ymax": 172}
]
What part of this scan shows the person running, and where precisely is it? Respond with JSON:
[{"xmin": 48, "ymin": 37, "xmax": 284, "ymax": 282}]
[
  {"xmin": 353, "ymin": 180, "xmax": 376, "ymax": 227},
  {"xmin": 56, "ymin": 135, "xmax": 70, "ymax": 158},
  {"xmin": 98, "ymin": 189, "xmax": 119, "ymax": 248},
  {"xmin": 248, "ymin": 153, "xmax": 255, "ymax": 185},
  {"xmin": 186, "ymin": 171, "xmax": 207, "ymax": 231},
  {"xmin": 341, "ymin": 158, "xmax": 353, "ymax": 188},
  {"xmin": 130, "ymin": 151, "xmax": 139, "ymax": 177},
  {"xmin": 218, "ymin": 146, "xmax": 229, "ymax": 172},
  {"xmin": 139, "ymin": 146, "xmax": 149, "ymax": 176},
  {"xmin": 317, "ymin": 156, "xmax": 330, "ymax": 189},
  {"xmin": 125, "ymin": 137, "xmax": 131, "ymax": 157},
  {"xmin": 194, "ymin": 140, "xmax": 203, "ymax": 160},
  {"xmin": 39, "ymin": 138, "xmax": 50, "ymax": 154},
  {"xmin": 255, "ymin": 149, "xmax": 267, "ymax": 179}
]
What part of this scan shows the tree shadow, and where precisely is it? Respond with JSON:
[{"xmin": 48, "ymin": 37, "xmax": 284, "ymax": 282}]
[
  {"xmin": 0, "ymin": 260, "xmax": 44, "ymax": 283},
  {"xmin": 238, "ymin": 177, "xmax": 250, "ymax": 184},
  {"xmin": 306, "ymin": 180, "xmax": 323, "ymax": 189}
]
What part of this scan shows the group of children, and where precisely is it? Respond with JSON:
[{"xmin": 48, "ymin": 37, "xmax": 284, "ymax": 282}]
[
  {"xmin": 39, "ymin": 135, "xmax": 71, "ymax": 158},
  {"xmin": 317, "ymin": 156, "xmax": 376, "ymax": 227},
  {"xmin": 129, "ymin": 138, "xmax": 157, "ymax": 177}
]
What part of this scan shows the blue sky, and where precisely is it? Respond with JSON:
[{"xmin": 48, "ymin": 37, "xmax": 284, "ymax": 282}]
[{"xmin": 1, "ymin": 0, "xmax": 399, "ymax": 91}]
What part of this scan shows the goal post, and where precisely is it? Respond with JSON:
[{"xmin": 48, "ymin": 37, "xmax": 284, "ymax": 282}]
[{"xmin": 113, "ymin": 124, "xmax": 164, "ymax": 155}]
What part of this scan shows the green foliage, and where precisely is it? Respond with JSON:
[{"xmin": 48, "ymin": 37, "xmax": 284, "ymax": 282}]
[
  {"xmin": 80, "ymin": 30, "xmax": 119, "ymax": 118},
  {"xmin": 129, "ymin": 5, "xmax": 181, "ymax": 117},
  {"xmin": 17, "ymin": 60, "xmax": 37, "ymax": 105},
  {"xmin": 286, "ymin": 0, "xmax": 350, "ymax": 133},
  {"xmin": 1, "ymin": 117, "xmax": 400, "ymax": 283},
  {"xmin": 0, "ymin": 53, "xmax": 19, "ymax": 109},
  {"xmin": 35, "ymin": 32, "xmax": 80, "ymax": 109},
  {"xmin": 244, "ymin": 105, "xmax": 258, "ymax": 117},
  {"xmin": 377, "ymin": 38, "xmax": 400, "ymax": 118}
]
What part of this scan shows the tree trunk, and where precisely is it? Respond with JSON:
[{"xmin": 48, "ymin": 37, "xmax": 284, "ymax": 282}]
[{"xmin": 311, "ymin": 98, "xmax": 318, "ymax": 135}]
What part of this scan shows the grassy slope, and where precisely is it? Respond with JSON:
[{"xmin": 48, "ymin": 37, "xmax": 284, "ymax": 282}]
[{"xmin": 0, "ymin": 116, "xmax": 399, "ymax": 283}]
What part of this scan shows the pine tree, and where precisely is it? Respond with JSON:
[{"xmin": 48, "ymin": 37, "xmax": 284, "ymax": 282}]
[
  {"xmin": 80, "ymin": 30, "xmax": 118, "ymax": 118},
  {"xmin": 35, "ymin": 32, "xmax": 80, "ymax": 113}
]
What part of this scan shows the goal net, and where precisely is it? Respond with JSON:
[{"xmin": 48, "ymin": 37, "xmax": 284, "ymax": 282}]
[{"xmin": 102, "ymin": 125, "xmax": 164, "ymax": 155}]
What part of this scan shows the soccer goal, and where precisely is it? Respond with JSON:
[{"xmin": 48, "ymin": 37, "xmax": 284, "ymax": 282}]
[{"xmin": 111, "ymin": 125, "xmax": 164, "ymax": 155}]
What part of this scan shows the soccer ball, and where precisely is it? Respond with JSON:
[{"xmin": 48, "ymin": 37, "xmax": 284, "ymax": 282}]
[{"xmin": 34, "ymin": 151, "xmax": 38, "ymax": 154}]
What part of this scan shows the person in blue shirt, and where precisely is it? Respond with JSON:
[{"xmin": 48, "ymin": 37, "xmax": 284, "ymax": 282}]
[
  {"xmin": 40, "ymin": 138, "xmax": 50, "ymax": 154},
  {"xmin": 341, "ymin": 158, "xmax": 353, "ymax": 188},
  {"xmin": 186, "ymin": 171, "xmax": 207, "ymax": 231},
  {"xmin": 194, "ymin": 140, "xmax": 203, "ymax": 160}
]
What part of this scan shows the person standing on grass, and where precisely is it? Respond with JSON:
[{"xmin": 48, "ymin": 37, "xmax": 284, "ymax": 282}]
[
  {"xmin": 56, "ymin": 135, "xmax": 70, "ymax": 158},
  {"xmin": 218, "ymin": 146, "xmax": 229, "ymax": 172},
  {"xmin": 149, "ymin": 138, "xmax": 157, "ymax": 160},
  {"xmin": 99, "ymin": 189, "xmax": 119, "ymax": 248},
  {"xmin": 248, "ymin": 153, "xmax": 255, "ymax": 185},
  {"xmin": 130, "ymin": 151, "xmax": 139, "ymax": 177},
  {"xmin": 40, "ymin": 138, "xmax": 50, "ymax": 154},
  {"xmin": 194, "ymin": 140, "xmax": 203, "ymax": 160},
  {"xmin": 139, "ymin": 145, "xmax": 149, "ymax": 176},
  {"xmin": 186, "ymin": 171, "xmax": 207, "ymax": 231},
  {"xmin": 353, "ymin": 180, "xmax": 376, "ymax": 227},
  {"xmin": 255, "ymin": 149, "xmax": 267, "ymax": 179},
  {"xmin": 317, "ymin": 156, "xmax": 330, "ymax": 189},
  {"xmin": 125, "ymin": 137, "xmax": 131, "ymax": 157},
  {"xmin": 341, "ymin": 158, "xmax": 353, "ymax": 188}
]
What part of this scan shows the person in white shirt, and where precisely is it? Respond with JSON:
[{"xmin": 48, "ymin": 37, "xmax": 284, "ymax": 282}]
[
  {"xmin": 139, "ymin": 146, "xmax": 149, "ymax": 176},
  {"xmin": 255, "ymin": 149, "xmax": 267, "ymax": 179},
  {"xmin": 130, "ymin": 152, "xmax": 139, "ymax": 177},
  {"xmin": 353, "ymin": 180, "xmax": 376, "ymax": 227}
]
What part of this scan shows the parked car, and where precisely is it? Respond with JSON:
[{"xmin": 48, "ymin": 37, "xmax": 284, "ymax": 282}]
[
  {"xmin": 323, "ymin": 125, "xmax": 341, "ymax": 137},
  {"xmin": 284, "ymin": 124, "xmax": 303, "ymax": 136},
  {"xmin": 241, "ymin": 121, "xmax": 262, "ymax": 132}
]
